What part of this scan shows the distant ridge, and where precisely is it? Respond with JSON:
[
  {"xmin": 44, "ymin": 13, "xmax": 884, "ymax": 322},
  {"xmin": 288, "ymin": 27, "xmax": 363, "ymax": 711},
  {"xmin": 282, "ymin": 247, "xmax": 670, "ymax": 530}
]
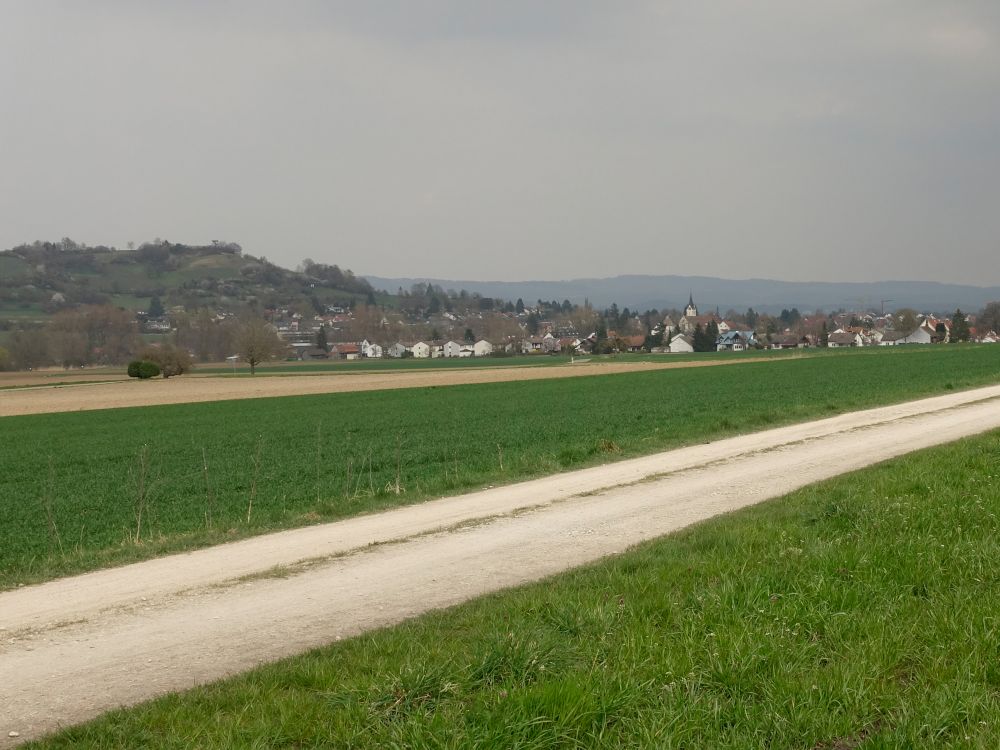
[{"xmin": 363, "ymin": 274, "xmax": 1000, "ymax": 314}]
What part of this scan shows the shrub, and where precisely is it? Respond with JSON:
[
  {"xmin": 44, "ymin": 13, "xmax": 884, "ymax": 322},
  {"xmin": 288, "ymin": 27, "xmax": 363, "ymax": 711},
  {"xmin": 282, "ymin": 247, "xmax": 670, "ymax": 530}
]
[
  {"xmin": 137, "ymin": 344, "xmax": 193, "ymax": 378},
  {"xmin": 127, "ymin": 360, "xmax": 160, "ymax": 379}
]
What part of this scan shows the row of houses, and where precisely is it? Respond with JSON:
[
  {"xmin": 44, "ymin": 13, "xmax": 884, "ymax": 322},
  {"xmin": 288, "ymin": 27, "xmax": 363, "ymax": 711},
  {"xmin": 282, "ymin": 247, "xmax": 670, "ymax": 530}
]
[
  {"xmin": 293, "ymin": 338, "xmax": 507, "ymax": 360},
  {"xmin": 387, "ymin": 339, "xmax": 497, "ymax": 358}
]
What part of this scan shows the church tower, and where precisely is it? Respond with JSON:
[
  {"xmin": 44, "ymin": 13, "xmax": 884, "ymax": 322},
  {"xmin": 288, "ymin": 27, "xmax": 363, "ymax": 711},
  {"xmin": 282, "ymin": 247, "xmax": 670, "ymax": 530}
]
[{"xmin": 684, "ymin": 292, "xmax": 698, "ymax": 318}]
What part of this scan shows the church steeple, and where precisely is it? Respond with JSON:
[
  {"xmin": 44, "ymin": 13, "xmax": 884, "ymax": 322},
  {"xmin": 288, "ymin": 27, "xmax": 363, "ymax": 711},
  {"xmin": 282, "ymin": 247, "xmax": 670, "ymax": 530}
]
[{"xmin": 684, "ymin": 292, "xmax": 698, "ymax": 318}]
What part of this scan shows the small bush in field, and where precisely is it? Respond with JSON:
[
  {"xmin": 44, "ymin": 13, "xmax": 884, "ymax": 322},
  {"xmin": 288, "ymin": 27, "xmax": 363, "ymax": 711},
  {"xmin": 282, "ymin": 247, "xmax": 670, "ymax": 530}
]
[
  {"xmin": 138, "ymin": 344, "xmax": 193, "ymax": 378},
  {"xmin": 127, "ymin": 360, "xmax": 161, "ymax": 379}
]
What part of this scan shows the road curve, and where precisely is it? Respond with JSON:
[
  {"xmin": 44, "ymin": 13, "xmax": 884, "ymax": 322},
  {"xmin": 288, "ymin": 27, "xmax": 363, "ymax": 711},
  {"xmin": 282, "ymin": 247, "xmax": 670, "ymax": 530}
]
[{"xmin": 2, "ymin": 384, "xmax": 1000, "ymax": 744}]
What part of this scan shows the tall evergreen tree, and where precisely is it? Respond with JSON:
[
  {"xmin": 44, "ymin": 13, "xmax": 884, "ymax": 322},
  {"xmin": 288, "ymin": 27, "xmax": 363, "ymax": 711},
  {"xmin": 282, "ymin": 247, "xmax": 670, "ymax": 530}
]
[{"xmin": 950, "ymin": 309, "xmax": 971, "ymax": 342}]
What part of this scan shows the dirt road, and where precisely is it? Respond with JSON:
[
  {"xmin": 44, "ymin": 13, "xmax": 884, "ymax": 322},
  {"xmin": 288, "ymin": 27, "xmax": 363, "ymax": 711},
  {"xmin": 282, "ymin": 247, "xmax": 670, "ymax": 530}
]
[
  {"xmin": 3, "ymin": 384, "xmax": 1000, "ymax": 744},
  {"xmin": 0, "ymin": 359, "xmax": 761, "ymax": 416}
]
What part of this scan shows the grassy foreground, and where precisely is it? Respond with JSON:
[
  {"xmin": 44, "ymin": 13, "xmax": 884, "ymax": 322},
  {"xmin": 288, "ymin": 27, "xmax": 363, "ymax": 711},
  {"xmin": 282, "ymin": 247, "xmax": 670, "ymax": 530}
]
[
  {"xmin": 30, "ymin": 430, "xmax": 1000, "ymax": 748},
  {"xmin": 1, "ymin": 345, "xmax": 999, "ymax": 589}
]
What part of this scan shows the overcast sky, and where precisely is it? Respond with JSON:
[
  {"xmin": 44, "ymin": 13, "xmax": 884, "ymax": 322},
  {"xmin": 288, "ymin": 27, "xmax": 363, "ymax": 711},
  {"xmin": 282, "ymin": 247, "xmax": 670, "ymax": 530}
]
[{"xmin": 2, "ymin": 1, "xmax": 998, "ymax": 284}]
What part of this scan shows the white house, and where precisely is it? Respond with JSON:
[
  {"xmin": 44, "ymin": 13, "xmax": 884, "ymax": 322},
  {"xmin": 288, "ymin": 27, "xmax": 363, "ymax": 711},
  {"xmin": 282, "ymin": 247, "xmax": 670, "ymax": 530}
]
[
  {"xmin": 388, "ymin": 342, "xmax": 409, "ymax": 358},
  {"xmin": 411, "ymin": 341, "xmax": 431, "ymax": 358},
  {"xmin": 429, "ymin": 342, "xmax": 445, "ymax": 358},
  {"xmin": 363, "ymin": 342, "xmax": 383, "ymax": 358},
  {"xmin": 827, "ymin": 332, "xmax": 863, "ymax": 348},
  {"xmin": 717, "ymin": 330, "xmax": 753, "ymax": 352},
  {"xmin": 459, "ymin": 346, "xmax": 474, "ymax": 358},
  {"xmin": 883, "ymin": 325, "xmax": 934, "ymax": 345},
  {"xmin": 668, "ymin": 333, "xmax": 694, "ymax": 353},
  {"xmin": 903, "ymin": 325, "xmax": 935, "ymax": 344},
  {"xmin": 443, "ymin": 340, "xmax": 464, "ymax": 358},
  {"xmin": 473, "ymin": 339, "xmax": 494, "ymax": 357},
  {"xmin": 521, "ymin": 337, "xmax": 545, "ymax": 354}
]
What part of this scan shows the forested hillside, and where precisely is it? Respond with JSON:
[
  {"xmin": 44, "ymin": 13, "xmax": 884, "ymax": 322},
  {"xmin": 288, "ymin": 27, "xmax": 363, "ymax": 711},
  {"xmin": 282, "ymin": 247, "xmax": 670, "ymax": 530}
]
[{"xmin": 0, "ymin": 239, "xmax": 375, "ymax": 324}]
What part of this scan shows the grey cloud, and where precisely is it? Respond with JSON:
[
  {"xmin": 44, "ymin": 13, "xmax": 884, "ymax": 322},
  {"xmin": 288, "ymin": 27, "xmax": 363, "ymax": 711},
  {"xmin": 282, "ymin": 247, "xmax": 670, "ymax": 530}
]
[{"xmin": 1, "ymin": 1, "xmax": 998, "ymax": 285}]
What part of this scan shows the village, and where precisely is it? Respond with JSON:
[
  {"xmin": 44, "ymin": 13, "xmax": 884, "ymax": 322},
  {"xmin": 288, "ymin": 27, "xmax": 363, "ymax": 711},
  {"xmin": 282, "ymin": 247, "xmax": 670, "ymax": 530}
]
[{"xmin": 258, "ymin": 292, "xmax": 999, "ymax": 362}]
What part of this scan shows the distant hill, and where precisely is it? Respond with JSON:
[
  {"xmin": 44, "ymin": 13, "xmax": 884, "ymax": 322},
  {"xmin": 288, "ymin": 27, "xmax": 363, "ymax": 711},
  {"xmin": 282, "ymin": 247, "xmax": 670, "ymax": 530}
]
[
  {"xmin": 364, "ymin": 274, "xmax": 1000, "ymax": 315},
  {"xmin": 0, "ymin": 240, "xmax": 374, "ymax": 323}
]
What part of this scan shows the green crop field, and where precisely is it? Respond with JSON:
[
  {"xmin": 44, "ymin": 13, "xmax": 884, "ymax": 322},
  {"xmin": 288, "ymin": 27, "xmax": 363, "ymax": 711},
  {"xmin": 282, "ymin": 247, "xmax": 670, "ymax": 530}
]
[
  {"xmin": 30, "ymin": 429, "xmax": 1000, "ymax": 748},
  {"xmin": 1, "ymin": 345, "xmax": 998, "ymax": 589}
]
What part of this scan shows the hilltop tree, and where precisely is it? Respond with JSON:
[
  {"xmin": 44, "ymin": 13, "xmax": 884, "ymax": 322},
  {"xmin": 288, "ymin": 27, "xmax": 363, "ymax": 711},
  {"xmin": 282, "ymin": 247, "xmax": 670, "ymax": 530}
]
[
  {"xmin": 515, "ymin": 298, "xmax": 525, "ymax": 314},
  {"xmin": 464, "ymin": 327, "xmax": 475, "ymax": 343},
  {"xmin": 820, "ymin": 321, "xmax": 829, "ymax": 347},
  {"xmin": 148, "ymin": 296, "xmax": 165, "ymax": 317},
  {"xmin": 316, "ymin": 325, "xmax": 328, "ymax": 352},
  {"xmin": 235, "ymin": 317, "xmax": 285, "ymax": 374}
]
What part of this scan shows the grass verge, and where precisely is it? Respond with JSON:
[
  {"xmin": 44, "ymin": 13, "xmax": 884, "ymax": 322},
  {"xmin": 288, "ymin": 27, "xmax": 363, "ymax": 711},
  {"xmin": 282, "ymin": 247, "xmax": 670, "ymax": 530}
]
[
  {"xmin": 28, "ymin": 430, "xmax": 1000, "ymax": 748},
  {"xmin": 1, "ymin": 345, "xmax": 998, "ymax": 589}
]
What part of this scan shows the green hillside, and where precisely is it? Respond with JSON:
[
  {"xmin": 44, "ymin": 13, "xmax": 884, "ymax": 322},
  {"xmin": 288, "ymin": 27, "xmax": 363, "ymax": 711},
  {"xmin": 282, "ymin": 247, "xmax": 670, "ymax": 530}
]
[{"xmin": 0, "ymin": 239, "xmax": 374, "ymax": 324}]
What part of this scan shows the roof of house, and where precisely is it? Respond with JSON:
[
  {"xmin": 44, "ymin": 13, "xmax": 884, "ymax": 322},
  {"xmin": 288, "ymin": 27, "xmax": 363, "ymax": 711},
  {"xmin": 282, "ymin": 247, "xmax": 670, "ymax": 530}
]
[
  {"xmin": 718, "ymin": 330, "xmax": 752, "ymax": 343},
  {"xmin": 828, "ymin": 332, "xmax": 858, "ymax": 344}
]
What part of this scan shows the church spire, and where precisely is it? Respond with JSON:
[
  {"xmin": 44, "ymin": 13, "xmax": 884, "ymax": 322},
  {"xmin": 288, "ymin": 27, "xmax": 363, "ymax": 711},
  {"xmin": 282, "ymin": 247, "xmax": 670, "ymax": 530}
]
[{"xmin": 684, "ymin": 292, "xmax": 698, "ymax": 318}]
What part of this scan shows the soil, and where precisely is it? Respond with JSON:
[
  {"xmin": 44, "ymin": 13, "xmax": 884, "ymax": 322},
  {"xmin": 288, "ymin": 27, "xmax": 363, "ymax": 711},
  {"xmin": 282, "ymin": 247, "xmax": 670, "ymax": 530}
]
[
  {"xmin": 0, "ymin": 359, "xmax": 765, "ymax": 417},
  {"xmin": 2, "ymin": 384, "xmax": 1000, "ymax": 744}
]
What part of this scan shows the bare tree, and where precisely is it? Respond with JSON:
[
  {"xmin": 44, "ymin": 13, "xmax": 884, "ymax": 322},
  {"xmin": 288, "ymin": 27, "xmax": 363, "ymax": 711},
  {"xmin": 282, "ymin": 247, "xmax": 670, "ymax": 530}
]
[
  {"xmin": 980, "ymin": 301, "xmax": 1000, "ymax": 334},
  {"xmin": 895, "ymin": 308, "xmax": 919, "ymax": 335},
  {"xmin": 234, "ymin": 317, "xmax": 286, "ymax": 374}
]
